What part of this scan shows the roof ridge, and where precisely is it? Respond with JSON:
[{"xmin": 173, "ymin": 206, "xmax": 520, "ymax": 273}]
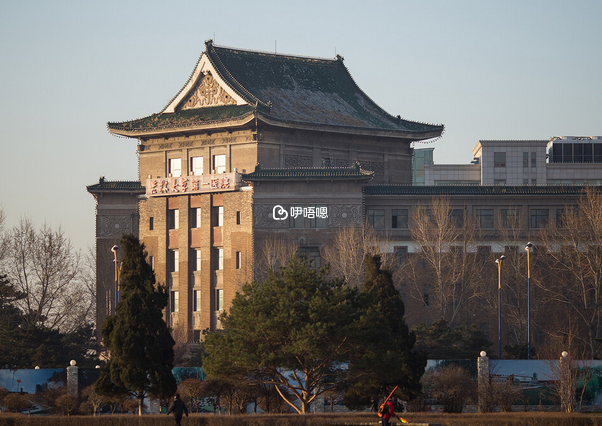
[
  {"xmin": 206, "ymin": 42, "xmax": 265, "ymax": 108},
  {"xmin": 209, "ymin": 40, "xmax": 340, "ymax": 63}
]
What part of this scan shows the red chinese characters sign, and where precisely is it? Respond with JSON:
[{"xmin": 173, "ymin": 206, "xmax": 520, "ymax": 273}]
[{"xmin": 146, "ymin": 172, "xmax": 240, "ymax": 197}]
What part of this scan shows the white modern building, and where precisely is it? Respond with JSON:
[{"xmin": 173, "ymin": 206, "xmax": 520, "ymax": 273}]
[{"xmin": 421, "ymin": 136, "xmax": 602, "ymax": 186}]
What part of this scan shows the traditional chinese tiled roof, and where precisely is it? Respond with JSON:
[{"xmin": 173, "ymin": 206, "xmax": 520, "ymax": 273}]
[
  {"xmin": 108, "ymin": 105, "xmax": 255, "ymax": 132},
  {"xmin": 242, "ymin": 163, "xmax": 374, "ymax": 181},
  {"xmin": 108, "ymin": 41, "xmax": 443, "ymax": 139},
  {"xmin": 87, "ymin": 177, "xmax": 145, "ymax": 193},
  {"xmin": 363, "ymin": 185, "xmax": 601, "ymax": 196}
]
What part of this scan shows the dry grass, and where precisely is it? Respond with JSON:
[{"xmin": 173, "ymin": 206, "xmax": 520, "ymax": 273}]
[{"xmin": 1, "ymin": 412, "xmax": 602, "ymax": 426}]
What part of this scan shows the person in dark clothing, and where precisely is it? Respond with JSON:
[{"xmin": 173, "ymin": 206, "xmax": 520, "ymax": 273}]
[{"xmin": 167, "ymin": 393, "xmax": 188, "ymax": 425}]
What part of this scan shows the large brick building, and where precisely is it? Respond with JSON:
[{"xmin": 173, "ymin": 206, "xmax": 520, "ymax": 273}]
[
  {"xmin": 90, "ymin": 41, "xmax": 600, "ymax": 353},
  {"xmin": 100, "ymin": 41, "xmax": 442, "ymax": 342}
]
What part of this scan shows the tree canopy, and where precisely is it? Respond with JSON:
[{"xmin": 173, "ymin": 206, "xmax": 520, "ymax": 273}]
[
  {"xmin": 344, "ymin": 255, "xmax": 426, "ymax": 409},
  {"xmin": 204, "ymin": 253, "xmax": 359, "ymax": 413},
  {"xmin": 412, "ymin": 318, "xmax": 492, "ymax": 359},
  {"xmin": 204, "ymin": 253, "xmax": 426, "ymax": 413},
  {"xmin": 95, "ymin": 234, "xmax": 176, "ymax": 415}
]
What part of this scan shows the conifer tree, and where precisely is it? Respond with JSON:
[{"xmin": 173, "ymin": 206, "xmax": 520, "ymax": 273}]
[
  {"xmin": 344, "ymin": 255, "xmax": 426, "ymax": 409},
  {"xmin": 95, "ymin": 234, "xmax": 176, "ymax": 415}
]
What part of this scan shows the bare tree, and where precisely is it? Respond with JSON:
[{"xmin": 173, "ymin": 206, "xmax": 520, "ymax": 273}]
[
  {"xmin": 322, "ymin": 221, "xmax": 392, "ymax": 289},
  {"xmin": 2, "ymin": 218, "xmax": 90, "ymax": 333},
  {"xmin": 407, "ymin": 197, "xmax": 483, "ymax": 325},
  {"xmin": 254, "ymin": 236, "xmax": 298, "ymax": 282},
  {"xmin": 538, "ymin": 189, "xmax": 602, "ymax": 358}
]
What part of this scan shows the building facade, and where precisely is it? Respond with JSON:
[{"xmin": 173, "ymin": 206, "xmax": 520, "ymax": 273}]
[
  {"xmin": 104, "ymin": 41, "xmax": 443, "ymax": 342},
  {"xmin": 93, "ymin": 42, "xmax": 601, "ymax": 353}
]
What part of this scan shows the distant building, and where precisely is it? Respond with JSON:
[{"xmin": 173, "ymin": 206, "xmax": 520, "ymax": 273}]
[
  {"xmin": 86, "ymin": 178, "xmax": 144, "ymax": 339},
  {"xmin": 423, "ymin": 136, "xmax": 602, "ymax": 186}
]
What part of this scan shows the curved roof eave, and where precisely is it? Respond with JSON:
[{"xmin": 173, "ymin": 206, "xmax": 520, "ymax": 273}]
[
  {"xmin": 256, "ymin": 113, "xmax": 444, "ymax": 141},
  {"xmin": 107, "ymin": 114, "xmax": 257, "ymax": 139}
]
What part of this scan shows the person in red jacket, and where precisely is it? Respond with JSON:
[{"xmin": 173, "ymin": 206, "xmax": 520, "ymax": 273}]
[{"xmin": 380, "ymin": 400, "xmax": 396, "ymax": 426}]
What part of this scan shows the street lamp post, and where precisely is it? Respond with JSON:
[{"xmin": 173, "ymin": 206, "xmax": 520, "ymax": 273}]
[
  {"xmin": 496, "ymin": 255, "xmax": 506, "ymax": 359},
  {"xmin": 525, "ymin": 242, "xmax": 533, "ymax": 360},
  {"xmin": 111, "ymin": 245, "xmax": 119, "ymax": 313}
]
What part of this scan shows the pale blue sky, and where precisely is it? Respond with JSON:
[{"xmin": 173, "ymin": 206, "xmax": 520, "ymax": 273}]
[{"xmin": 1, "ymin": 0, "xmax": 601, "ymax": 252}]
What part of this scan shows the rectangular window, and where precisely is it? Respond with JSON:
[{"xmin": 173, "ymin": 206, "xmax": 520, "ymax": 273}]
[
  {"xmin": 394, "ymin": 246, "xmax": 408, "ymax": 266},
  {"xmin": 494, "ymin": 179, "xmax": 506, "ymax": 186},
  {"xmin": 171, "ymin": 290, "xmax": 179, "ymax": 313},
  {"xmin": 148, "ymin": 255, "xmax": 154, "ymax": 270},
  {"xmin": 523, "ymin": 179, "xmax": 529, "ymax": 185},
  {"xmin": 236, "ymin": 211, "xmax": 241, "ymax": 225},
  {"xmin": 523, "ymin": 152, "xmax": 529, "ymax": 168},
  {"xmin": 212, "ymin": 206, "xmax": 223, "ymax": 227},
  {"xmin": 563, "ymin": 144, "xmax": 573, "ymax": 163},
  {"xmin": 193, "ymin": 290, "xmax": 201, "ymax": 312},
  {"xmin": 531, "ymin": 152, "xmax": 537, "ymax": 168},
  {"xmin": 168, "ymin": 250, "xmax": 179, "ymax": 272},
  {"xmin": 213, "ymin": 248, "xmax": 223, "ymax": 270},
  {"xmin": 190, "ymin": 207, "xmax": 201, "ymax": 228},
  {"xmin": 310, "ymin": 206, "xmax": 328, "ymax": 229},
  {"xmin": 531, "ymin": 209, "xmax": 549, "ymax": 229},
  {"xmin": 190, "ymin": 156, "xmax": 203, "ymax": 175},
  {"xmin": 392, "ymin": 209, "xmax": 409, "ymax": 229},
  {"xmin": 501, "ymin": 208, "xmax": 519, "ymax": 228},
  {"xmin": 236, "ymin": 251, "xmax": 242, "ymax": 269},
  {"xmin": 450, "ymin": 209, "xmax": 464, "ymax": 228},
  {"xmin": 299, "ymin": 247, "xmax": 321, "ymax": 269},
  {"xmin": 169, "ymin": 158, "xmax": 182, "ymax": 177},
  {"xmin": 368, "ymin": 209, "xmax": 385, "ymax": 229},
  {"xmin": 215, "ymin": 289, "xmax": 224, "ymax": 311},
  {"xmin": 494, "ymin": 152, "xmax": 506, "ymax": 168},
  {"xmin": 149, "ymin": 217, "xmax": 154, "ymax": 231},
  {"xmin": 168, "ymin": 209, "xmax": 179, "ymax": 230},
  {"xmin": 193, "ymin": 330, "xmax": 201, "ymax": 342},
  {"xmin": 191, "ymin": 249, "xmax": 201, "ymax": 271},
  {"xmin": 556, "ymin": 208, "xmax": 566, "ymax": 227},
  {"xmin": 289, "ymin": 205, "xmax": 305, "ymax": 228},
  {"xmin": 213, "ymin": 154, "xmax": 226, "ymax": 174},
  {"xmin": 476, "ymin": 209, "xmax": 494, "ymax": 229}
]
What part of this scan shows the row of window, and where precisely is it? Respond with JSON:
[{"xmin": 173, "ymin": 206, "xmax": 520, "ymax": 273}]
[
  {"xmin": 168, "ymin": 154, "xmax": 227, "ymax": 177},
  {"xmin": 367, "ymin": 207, "xmax": 570, "ymax": 230},
  {"xmin": 550, "ymin": 142, "xmax": 602, "ymax": 164},
  {"xmin": 158, "ymin": 206, "xmax": 241, "ymax": 231},
  {"xmin": 170, "ymin": 288, "xmax": 223, "ymax": 313},
  {"xmin": 167, "ymin": 248, "xmax": 243, "ymax": 272},
  {"xmin": 493, "ymin": 152, "xmax": 537, "ymax": 168}
]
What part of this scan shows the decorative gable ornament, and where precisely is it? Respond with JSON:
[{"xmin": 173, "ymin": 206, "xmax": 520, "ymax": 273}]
[
  {"xmin": 163, "ymin": 54, "xmax": 246, "ymax": 114},
  {"xmin": 182, "ymin": 74, "xmax": 237, "ymax": 109}
]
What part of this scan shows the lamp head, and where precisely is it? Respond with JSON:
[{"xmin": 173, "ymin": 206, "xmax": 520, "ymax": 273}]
[
  {"xmin": 111, "ymin": 245, "xmax": 119, "ymax": 253},
  {"xmin": 525, "ymin": 242, "xmax": 533, "ymax": 251}
]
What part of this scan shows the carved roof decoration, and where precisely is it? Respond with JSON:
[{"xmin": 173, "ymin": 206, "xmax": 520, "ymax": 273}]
[
  {"xmin": 108, "ymin": 40, "xmax": 443, "ymax": 139},
  {"xmin": 242, "ymin": 162, "xmax": 374, "ymax": 181}
]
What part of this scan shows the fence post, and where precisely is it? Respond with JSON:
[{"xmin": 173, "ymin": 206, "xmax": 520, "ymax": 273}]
[
  {"xmin": 66, "ymin": 360, "xmax": 79, "ymax": 398},
  {"xmin": 478, "ymin": 351, "xmax": 491, "ymax": 412}
]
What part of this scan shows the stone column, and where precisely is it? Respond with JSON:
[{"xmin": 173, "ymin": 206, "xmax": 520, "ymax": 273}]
[
  {"xmin": 66, "ymin": 360, "xmax": 79, "ymax": 398},
  {"xmin": 478, "ymin": 351, "xmax": 491, "ymax": 412},
  {"xmin": 559, "ymin": 351, "xmax": 573, "ymax": 412}
]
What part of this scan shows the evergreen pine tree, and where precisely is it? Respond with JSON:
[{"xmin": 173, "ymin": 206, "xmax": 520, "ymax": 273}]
[
  {"xmin": 345, "ymin": 255, "xmax": 426, "ymax": 409},
  {"xmin": 95, "ymin": 234, "xmax": 176, "ymax": 415}
]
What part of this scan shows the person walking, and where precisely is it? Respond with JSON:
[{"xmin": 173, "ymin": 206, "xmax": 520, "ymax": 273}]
[
  {"xmin": 379, "ymin": 399, "xmax": 396, "ymax": 426},
  {"xmin": 167, "ymin": 393, "xmax": 188, "ymax": 425}
]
